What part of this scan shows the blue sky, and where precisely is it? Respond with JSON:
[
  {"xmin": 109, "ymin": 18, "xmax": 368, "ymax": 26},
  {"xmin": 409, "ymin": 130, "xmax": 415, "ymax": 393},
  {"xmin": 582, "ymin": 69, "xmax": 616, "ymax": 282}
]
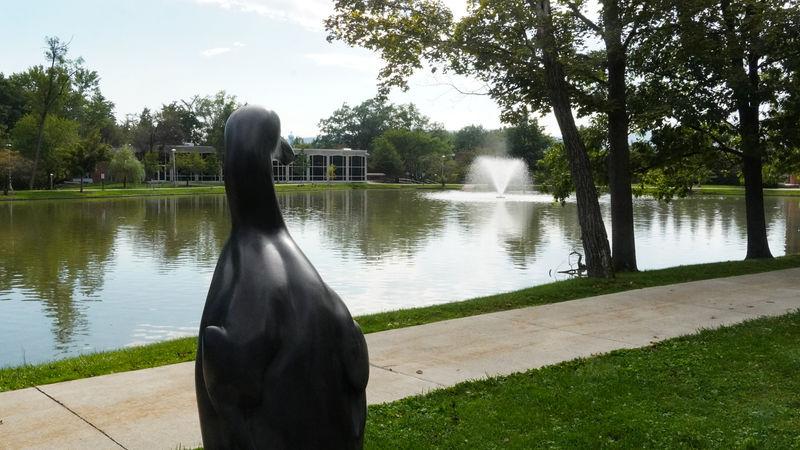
[{"xmin": 2, "ymin": 0, "xmax": 547, "ymax": 137}]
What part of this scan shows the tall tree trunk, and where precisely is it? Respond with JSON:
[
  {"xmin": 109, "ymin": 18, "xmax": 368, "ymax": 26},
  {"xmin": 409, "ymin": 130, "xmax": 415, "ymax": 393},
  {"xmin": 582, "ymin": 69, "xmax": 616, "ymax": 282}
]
[
  {"xmin": 603, "ymin": 0, "xmax": 637, "ymax": 271},
  {"xmin": 739, "ymin": 100, "xmax": 772, "ymax": 259},
  {"xmin": 533, "ymin": 0, "xmax": 614, "ymax": 278},
  {"xmin": 29, "ymin": 112, "xmax": 48, "ymax": 189},
  {"xmin": 721, "ymin": 0, "xmax": 772, "ymax": 259},
  {"xmin": 80, "ymin": 172, "xmax": 84, "ymax": 193}
]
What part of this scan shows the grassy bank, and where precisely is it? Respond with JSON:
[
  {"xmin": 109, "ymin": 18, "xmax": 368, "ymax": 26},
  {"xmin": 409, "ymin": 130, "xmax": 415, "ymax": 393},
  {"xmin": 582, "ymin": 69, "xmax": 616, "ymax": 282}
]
[
  {"xmin": 366, "ymin": 311, "xmax": 800, "ymax": 448},
  {"xmin": 1, "ymin": 256, "xmax": 798, "ymax": 392},
  {"xmin": 0, "ymin": 182, "xmax": 463, "ymax": 201},
  {"xmin": 695, "ymin": 185, "xmax": 800, "ymax": 197},
  {"xmin": 5, "ymin": 183, "xmax": 799, "ymax": 202}
]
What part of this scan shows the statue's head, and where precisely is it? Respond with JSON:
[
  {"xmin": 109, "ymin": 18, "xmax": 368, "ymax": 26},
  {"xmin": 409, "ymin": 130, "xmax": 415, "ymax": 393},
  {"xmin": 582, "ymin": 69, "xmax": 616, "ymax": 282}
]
[
  {"xmin": 275, "ymin": 137, "xmax": 296, "ymax": 165},
  {"xmin": 224, "ymin": 105, "xmax": 296, "ymax": 177},
  {"xmin": 223, "ymin": 106, "xmax": 297, "ymax": 229}
]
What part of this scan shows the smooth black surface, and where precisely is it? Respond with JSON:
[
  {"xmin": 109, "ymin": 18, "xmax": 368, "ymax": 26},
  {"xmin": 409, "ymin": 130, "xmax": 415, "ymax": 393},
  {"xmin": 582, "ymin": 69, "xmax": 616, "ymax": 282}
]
[{"xmin": 195, "ymin": 105, "xmax": 369, "ymax": 449}]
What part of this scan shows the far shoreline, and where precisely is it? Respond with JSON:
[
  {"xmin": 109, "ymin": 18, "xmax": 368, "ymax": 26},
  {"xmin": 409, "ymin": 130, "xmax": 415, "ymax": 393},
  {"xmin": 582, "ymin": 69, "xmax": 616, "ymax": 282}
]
[
  {"xmin": 0, "ymin": 182, "xmax": 464, "ymax": 202},
  {"xmin": 2, "ymin": 182, "xmax": 799, "ymax": 202}
]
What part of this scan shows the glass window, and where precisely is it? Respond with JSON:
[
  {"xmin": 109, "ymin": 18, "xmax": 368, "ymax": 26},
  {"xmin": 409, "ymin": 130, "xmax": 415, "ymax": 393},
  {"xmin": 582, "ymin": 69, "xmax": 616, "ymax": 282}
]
[
  {"xmin": 348, "ymin": 156, "xmax": 364, "ymax": 180},
  {"xmin": 311, "ymin": 165, "xmax": 324, "ymax": 181}
]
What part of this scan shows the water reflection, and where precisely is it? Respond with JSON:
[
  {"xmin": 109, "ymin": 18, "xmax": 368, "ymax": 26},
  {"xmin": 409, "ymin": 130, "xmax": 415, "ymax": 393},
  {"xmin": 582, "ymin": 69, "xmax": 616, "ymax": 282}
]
[
  {"xmin": 786, "ymin": 199, "xmax": 800, "ymax": 255},
  {"xmin": 0, "ymin": 191, "xmax": 797, "ymax": 366},
  {"xmin": 282, "ymin": 190, "xmax": 448, "ymax": 260},
  {"xmin": 0, "ymin": 201, "xmax": 118, "ymax": 351},
  {"xmin": 125, "ymin": 195, "xmax": 229, "ymax": 269}
]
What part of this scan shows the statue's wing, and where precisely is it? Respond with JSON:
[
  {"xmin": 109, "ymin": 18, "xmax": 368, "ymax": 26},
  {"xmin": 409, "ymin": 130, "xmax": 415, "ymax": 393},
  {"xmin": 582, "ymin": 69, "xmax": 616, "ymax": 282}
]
[
  {"xmin": 341, "ymin": 318, "xmax": 370, "ymax": 437},
  {"xmin": 343, "ymin": 320, "xmax": 369, "ymax": 391},
  {"xmin": 201, "ymin": 322, "xmax": 274, "ymax": 425}
]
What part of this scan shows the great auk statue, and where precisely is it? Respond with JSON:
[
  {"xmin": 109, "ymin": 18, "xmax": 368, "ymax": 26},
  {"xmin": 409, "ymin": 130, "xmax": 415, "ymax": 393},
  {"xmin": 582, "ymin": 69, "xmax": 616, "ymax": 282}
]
[{"xmin": 195, "ymin": 105, "xmax": 369, "ymax": 449}]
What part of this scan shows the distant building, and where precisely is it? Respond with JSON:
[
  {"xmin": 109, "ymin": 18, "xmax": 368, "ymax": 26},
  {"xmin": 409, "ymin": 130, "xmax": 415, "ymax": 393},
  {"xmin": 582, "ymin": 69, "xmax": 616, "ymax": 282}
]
[
  {"xmin": 134, "ymin": 144, "xmax": 368, "ymax": 183},
  {"xmin": 143, "ymin": 144, "xmax": 217, "ymax": 182},
  {"xmin": 272, "ymin": 148, "xmax": 368, "ymax": 183}
]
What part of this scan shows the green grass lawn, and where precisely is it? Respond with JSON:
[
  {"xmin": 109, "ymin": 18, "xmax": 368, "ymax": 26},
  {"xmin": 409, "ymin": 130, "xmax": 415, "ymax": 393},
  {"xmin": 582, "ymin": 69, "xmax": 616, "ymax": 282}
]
[
  {"xmin": 366, "ymin": 311, "xmax": 800, "ymax": 449},
  {"xmin": 1, "ymin": 256, "xmax": 798, "ymax": 392},
  {"xmin": 0, "ymin": 182, "xmax": 463, "ymax": 201}
]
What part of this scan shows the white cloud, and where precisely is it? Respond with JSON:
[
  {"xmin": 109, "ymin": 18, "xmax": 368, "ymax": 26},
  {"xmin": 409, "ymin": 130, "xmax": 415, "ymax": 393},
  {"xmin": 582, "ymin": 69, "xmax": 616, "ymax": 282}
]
[
  {"xmin": 194, "ymin": 0, "xmax": 472, "ymax": 31},
  {"xmin": 195, "ymin": 0, "xmax": 332, "ymax": 30},
  {"xmin": 304, "ymin": 53, "xmax": 381, "ymax": 72},
  {"xmin": 201, "ymin": 47, "xmax": 232, "ymax": 57},
  {"xmin": 201, "ymin": 42, "xmax": 246, "ymax": 57}
]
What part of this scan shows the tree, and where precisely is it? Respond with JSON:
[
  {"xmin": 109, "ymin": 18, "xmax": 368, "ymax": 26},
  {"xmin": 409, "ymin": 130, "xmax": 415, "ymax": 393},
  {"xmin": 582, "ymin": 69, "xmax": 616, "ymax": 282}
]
[
  {"xmin": 132, "ymin": 108, "xmax": 157, "ymax": 153},
  {"xmin": 109, "ymin": 145, "xmax": 144, "ymax": 188},
  {"xmin": 635, "ymin": 0, "xmax": 800, "ymax": 259},
  {"xmin": 371, "ymin": 129, "xmax": 452, "ymax": 181},
  {"xmin": 327, "ymin": 0, "xmax": 614, "ymax": 277},
  {"xmin": 629, "ymin": 125, "xmax": 721, "ymax": 201},
  {"xmin": 530, "ymin": 0, "xmax": 614, "ymax": 277},
  {"xmin": 12, "ymin": 113, "xmax": 80, "ymax": 185},
  {"xmin": 154, "ymin": 102, "xmax": 193, "ymax": 149},
  {"xmin": 184, "ymin": 91, "xmax": 240, "ymax": 157},
  {"xmin": 293, "ymin": 149, "xmax": 309, "ymax": 181},
  {"xmin": 506, "ymin": 118, "xmax": 556, "ymax": 171},
  {"xmin": 0, "ymin": 74, "xmax": 28, "ymax": 133},
  {"xmin": 0, "ymin": 147, "xmax": 30, "ymax": 195},
  {"xmin": 175, "ymin": 152, "xmax": 205, "ymax": 186},
  {"xmin": 536, "ymin": 123, "xmax": 608, "ymax": 202},
  {"xmin": 205, "ymin": 153, "xmax": 222, "ymax": 181},
  {"xmin": 17, "ymin": 37, "xmax": 78, "ymax": 189},
  {"xmin": 78, "ymin": 92, "xmax": 120, "ymax": 146},
  {"xmin": 142, "ymin": 150, "xmax": 161, "ymax": 181},
  {"xmin": 370, "ymin": 140, "xmax": 404, "ymax": 179},
  {"xmin": 537, "ymin": 143, "xmax": 574, "ymax": 204},
  {"xmin": 453, "ymin": 125, "xmax": 489, "ymax": 154},
  {"xmin": 315, "ymin": 97, "xmax": 434, "ymax": 150},
  {"xmin": 326, "ymin": 163, "xmax": 337, "ymax": 183},
  {"xmin": 552, "ymin": 0, "xmax": 648, "ymax": 271},
  {"xmin": 67, "ymin": 131, "xmax": 109, "ymax": 192}
]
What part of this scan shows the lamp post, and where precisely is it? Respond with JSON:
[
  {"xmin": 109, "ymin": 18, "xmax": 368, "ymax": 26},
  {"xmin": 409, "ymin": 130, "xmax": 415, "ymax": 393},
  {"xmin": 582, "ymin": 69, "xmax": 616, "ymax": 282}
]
[
  {"xmin": 440, "ymin": 153, "xmax": 454, "ymax": 188},
  {"xmin": 171, "ymin": 148, "xmax": 177, "ymax": 187},
  {"xmin": 49, "ymin": 173, "xmax": 54, "ymax": 190}
]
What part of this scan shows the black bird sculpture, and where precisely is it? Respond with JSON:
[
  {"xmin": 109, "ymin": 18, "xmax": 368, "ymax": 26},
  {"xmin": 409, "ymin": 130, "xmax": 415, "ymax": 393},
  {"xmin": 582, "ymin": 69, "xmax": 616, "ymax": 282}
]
[{"xmin": 195, "ymin": 105, "xmax": 369, "ymax": 449}]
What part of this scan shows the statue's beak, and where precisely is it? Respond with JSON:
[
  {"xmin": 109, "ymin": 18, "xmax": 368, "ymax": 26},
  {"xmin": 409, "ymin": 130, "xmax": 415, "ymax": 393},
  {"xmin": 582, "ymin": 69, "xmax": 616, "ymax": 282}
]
[{"xmin": 275, "ymin": 137, "xmax": 296, "ymax": 165}]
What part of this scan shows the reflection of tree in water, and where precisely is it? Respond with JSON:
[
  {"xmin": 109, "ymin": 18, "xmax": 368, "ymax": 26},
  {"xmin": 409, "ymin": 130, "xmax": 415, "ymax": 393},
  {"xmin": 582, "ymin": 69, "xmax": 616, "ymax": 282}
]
[
  {"xmin": 497, "ymin": 203, "xmax": 548, "ymax": 268},
  {"xmin": 0, "ymin": 201, "xmax": 118, "ymax": 350},
  {"xmin": 125, "ymin": 195, "xmax": 229, "ymax": 269},
  {"xmin": 634, "ymin": 195, "xmax": 790, "ymax": 256},
  {"xmin": 279, "ymin": 190, "xmax": 448, "ymax": 260},
  {"xmin": 784, "ymin": 199, "xmax": 800, "ymax": 255},
  {"xmin": 449, "ymin": 199, "xmax": 581, "ymax": 269}
]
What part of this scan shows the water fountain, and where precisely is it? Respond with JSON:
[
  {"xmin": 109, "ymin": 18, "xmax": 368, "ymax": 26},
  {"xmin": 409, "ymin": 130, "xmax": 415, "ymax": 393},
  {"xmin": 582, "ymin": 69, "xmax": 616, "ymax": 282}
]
[
  {"xmin": 467, "ymin": 156, "xmax": 530, "ymax": 197},
  {"xmin": 426, "ymin": 155, "xmax": 554, "ymax": 203}
]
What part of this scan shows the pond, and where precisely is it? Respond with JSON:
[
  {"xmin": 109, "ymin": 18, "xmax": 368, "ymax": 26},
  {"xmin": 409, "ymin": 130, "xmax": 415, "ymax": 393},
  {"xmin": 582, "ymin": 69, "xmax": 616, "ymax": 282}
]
[{"xmin": 0, "ymin": 189, "xmax": 798, "ymax": 367}]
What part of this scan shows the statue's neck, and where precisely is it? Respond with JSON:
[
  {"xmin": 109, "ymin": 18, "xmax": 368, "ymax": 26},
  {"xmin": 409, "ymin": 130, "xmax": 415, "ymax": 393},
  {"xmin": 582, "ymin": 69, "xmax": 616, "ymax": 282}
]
[{"xmin": 225, "ymin": 156, "xmax": 285, "ymax": 232}]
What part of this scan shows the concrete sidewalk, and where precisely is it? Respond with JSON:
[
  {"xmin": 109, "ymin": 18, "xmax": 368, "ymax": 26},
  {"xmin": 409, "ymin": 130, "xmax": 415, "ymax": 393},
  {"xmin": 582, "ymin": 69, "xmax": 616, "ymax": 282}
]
[{"xmin": 2, "ymin": 268, "xmax": 799, "ymax": 449}]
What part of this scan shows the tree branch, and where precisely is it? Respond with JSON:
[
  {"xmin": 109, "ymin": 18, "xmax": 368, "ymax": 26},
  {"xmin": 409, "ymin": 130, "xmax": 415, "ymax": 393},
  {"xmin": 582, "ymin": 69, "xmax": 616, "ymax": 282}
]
[
  {"xmin": 686, "ymin": 123, "xmax": 743, "ymax": 157},
  {"xmin": 421, "ymin": 80, "xmax": 492, "ymax": 96},
  {"xmin": 565, "ymin": 2, "xmax": 603, "ymax": 36}
]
